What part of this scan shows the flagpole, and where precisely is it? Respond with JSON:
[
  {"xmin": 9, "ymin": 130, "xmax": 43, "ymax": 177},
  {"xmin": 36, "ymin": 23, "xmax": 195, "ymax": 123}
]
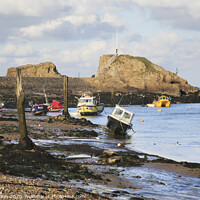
[{"xmin": 116, "ymin": 26, "xmax": 118, "ymax": 54}]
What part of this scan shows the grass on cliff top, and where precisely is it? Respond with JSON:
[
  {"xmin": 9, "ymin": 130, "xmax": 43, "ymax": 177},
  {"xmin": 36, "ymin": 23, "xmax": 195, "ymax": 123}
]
[{"xmin": 114, "ymin": 55, "xmax": 159, "ymax": 74}]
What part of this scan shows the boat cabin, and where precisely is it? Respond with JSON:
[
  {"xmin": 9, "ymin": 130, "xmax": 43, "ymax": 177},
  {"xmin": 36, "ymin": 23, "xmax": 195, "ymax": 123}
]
[
  {"xmin": 109, "ymin": 105, "xmax": 134, "ymax": 126},
  {"xmin": 78, "ymin": 93, "xmax": 98, "ymax": 106},
  {"xmin": 158, "ymin": 96, "xmax": 169, "ymax": 101}
]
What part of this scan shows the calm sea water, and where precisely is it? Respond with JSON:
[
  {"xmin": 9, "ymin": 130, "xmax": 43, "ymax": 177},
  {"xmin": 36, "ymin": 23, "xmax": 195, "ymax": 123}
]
[{"xmin": 69, "ymin": 103, "xmax": 200, "ymax": 164}]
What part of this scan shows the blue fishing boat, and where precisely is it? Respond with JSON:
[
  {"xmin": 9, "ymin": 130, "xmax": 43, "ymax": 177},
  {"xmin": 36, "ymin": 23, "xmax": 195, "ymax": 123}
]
[{"xmin": 32, "ymin": 104, "xmax": 48, "ymax": 115}]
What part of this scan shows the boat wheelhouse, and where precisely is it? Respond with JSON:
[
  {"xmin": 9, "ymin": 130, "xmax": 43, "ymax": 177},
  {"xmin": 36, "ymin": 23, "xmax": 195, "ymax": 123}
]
[
  {"xmin": 106, "ymin": 105, "xmax": 134, "ymax": 135},
  {"xmin": 77, "ymin": 92, "xmax": 104, "ymax": 116}
]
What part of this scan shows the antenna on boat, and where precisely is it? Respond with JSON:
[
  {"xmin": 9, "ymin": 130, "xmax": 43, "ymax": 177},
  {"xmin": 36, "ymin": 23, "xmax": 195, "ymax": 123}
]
[
  {"xmin": 43, "ymin": 87, "xmax": 49, "ymax": 104},
  {"xmin": 118, "ymin": 93, "xmax": 124, "ymax": 105}
]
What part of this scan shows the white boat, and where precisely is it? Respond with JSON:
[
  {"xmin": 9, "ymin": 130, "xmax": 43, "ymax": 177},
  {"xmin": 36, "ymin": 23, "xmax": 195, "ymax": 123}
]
[
  {"xmin": 77, "ymin": 92, "xmax": 104, "ymax": 116},
  {"xmin": 106, "ymin": 105, "xmax": 134, "ymax": 135},
  {"xmin": 0, "ymin": 100, "xmax": 4, "ymax": 110},
  {"xmin": 147, "ymin": 104, "xmax": 155, "ymax": 107}
]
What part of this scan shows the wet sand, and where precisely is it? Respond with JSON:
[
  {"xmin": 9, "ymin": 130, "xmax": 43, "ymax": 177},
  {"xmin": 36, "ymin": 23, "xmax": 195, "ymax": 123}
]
[{"xmin": 0, "ymin": 109, "xmax": 200, "ymax": 199}]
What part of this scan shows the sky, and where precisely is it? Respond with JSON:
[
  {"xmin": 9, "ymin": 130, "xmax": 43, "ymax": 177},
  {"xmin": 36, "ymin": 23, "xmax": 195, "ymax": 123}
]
[{"xmin": 0, "ymin": 0, "xmax": 200, "ymax": 87}]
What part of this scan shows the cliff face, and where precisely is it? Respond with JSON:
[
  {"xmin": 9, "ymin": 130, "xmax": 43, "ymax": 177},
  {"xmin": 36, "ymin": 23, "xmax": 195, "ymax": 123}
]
[
  {"xmin": 88, "ymin": 54, "xmax": 198, "ymax": 97},
  {"xmin": 6, "ymin": 62, "xmax": 61, "ymax": 78}
]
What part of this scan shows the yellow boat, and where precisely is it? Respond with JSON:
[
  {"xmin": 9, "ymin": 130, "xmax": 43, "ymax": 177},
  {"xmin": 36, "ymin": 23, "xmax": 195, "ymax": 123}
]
[
  {"xmin": 152, "ymin": 95, "xmax": 171, "ymax": 107},
  {"xmin": 77, "ymin": 92, "xmax": 104, "ymax": 116}
]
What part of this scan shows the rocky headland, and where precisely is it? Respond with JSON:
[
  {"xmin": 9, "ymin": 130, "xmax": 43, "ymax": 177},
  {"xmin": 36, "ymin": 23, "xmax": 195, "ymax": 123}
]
[
  {"xmin": 0, "ymin": 55, "xmax": 199, "ymax": 108},
  {"xmin": 90, "ymin": 54, "xmax": 198, "ymax": 97},
  {"xmin": 6, "ymin": 62, "xmax": 61, "ymax": 78}
]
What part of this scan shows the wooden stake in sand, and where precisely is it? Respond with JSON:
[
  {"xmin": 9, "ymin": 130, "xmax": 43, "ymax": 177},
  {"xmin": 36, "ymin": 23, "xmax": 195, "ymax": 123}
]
[
  {"xmin": 63, "ymin": 76, "xmax": 69, "ymax": 117},
  {"xmin": 16, "ymin": 68, "xmax": 34, "ymax": 149}
]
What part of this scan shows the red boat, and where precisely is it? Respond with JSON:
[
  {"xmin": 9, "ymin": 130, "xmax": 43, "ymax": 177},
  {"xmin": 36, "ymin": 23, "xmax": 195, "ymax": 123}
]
[{"xmin": 48, "ymin": 100, "xmax": 64, "ymax": 112}]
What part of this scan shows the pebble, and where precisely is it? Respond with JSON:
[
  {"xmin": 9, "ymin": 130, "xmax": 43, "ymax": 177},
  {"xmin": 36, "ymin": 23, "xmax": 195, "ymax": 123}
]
[{"xmin": 0, "ymin": 173, "xmax": 106, "ymax": 199}]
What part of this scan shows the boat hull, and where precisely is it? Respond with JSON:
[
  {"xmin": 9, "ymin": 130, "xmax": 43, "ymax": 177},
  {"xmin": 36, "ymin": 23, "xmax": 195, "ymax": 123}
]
[
  {"xmin": 106, "ymin": 116, "xmax": 131, "ymax": 135},
  {"xmin": 32, "ymin": 105, "xmax": 48, "ymax": 116},
  {"xmin": 78, "ymin": 104, "xmax": 104, "ymax": 116},
  {"xmin": 153, "ymin": 100, "xmax": 170, "ymax": 107},
  {"xmin": 48, "ymin": 100, "xmax": 64, "ymax": 112}
]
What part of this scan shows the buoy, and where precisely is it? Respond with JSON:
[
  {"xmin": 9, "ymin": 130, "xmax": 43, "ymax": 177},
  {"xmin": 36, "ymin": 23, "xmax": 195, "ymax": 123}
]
[
  {"xmin": 0, "ymin": 115, "xmax": 1, "ymax": 118},
  {"xmin": 190, "ymin": 107, "xmax": 192, "ymax": 109},
  {"xmin": 157, "ymin": 109, "xmax": 162, "ymax": 112},
  {"xmin": 141, "ymin": 120, "xmax": 144, "ymax": 122},
  {"xmin": 117, "ymin": 143, "xmax": 122, "ymax": 147}
]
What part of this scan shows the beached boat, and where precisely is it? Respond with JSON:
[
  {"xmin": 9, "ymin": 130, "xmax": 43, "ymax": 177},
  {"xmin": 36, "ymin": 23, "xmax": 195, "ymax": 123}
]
[
  {"xmin": 32, "ymin": 104, "xmax": 48, "ymax": 115},
  {"xmin": 77, "ymin": 92, "xmax": 104, "ymax": 116},
  {"xmin": 106, "ymin": 105, "xmax": 134, "ymax": 135},
  {"xmin": 152, "ymin": 95, "xmax": 171, "ymax": 107},
  {"xmin": 48, "ymin": 100, "xmax": 64, "ymax": 112}
]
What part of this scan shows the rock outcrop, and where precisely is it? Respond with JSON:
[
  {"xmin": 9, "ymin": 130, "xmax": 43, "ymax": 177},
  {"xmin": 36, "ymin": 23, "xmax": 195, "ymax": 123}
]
[
  {"xmin": 87, "ymin": 54, "xmax": 198, "ymax": 97},
  {"xmin": 6, "ymin": 62, "xmax": 61, "ymax": 78}
]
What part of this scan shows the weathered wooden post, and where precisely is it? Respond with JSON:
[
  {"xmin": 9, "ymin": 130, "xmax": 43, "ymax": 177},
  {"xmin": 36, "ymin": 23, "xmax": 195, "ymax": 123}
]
[
  {"xmin": 16, "ymin": 68, "xmax": 34, "ymax": 149},
  {"xmin": 111, "ymin": 90, "xmax": 114, "ymax": 106},
  {"xmin": 63, "ymin": 76, "xmax": 69, "ymax": 117}
]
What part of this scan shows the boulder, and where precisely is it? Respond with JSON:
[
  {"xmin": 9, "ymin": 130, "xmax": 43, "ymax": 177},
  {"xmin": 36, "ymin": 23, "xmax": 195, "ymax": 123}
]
[{"xmin": 101, "ymin": 150, "xmax": 117, "ymax": 157}]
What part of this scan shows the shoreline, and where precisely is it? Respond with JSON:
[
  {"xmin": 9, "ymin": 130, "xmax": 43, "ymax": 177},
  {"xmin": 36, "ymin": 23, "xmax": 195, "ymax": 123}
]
[{"xmin": 0, "ymin": 109, "xmax": 200, "ymax": 199}]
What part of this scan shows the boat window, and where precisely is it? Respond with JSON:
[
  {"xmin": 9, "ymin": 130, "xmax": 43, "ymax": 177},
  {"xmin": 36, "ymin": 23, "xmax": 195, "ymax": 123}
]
[
  {"xmin": 123, "ymin": 112, "xmax": 131, "ymax": 119},
  {"xmin": 114, "ymin": 108, "xmax": 123, "ymax": 116},
  {"xmin": 79, "ymin": 99, "xmax": 92, "ymax": 103},
  {"xmin": 163, "ymin": 97, "xmax": 166, "ymax": 99}
]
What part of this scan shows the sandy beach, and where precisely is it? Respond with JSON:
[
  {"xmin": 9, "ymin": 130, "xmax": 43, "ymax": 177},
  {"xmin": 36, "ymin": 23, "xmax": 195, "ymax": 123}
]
[{"xmin": 0, "ymin": 109, "xmax": 200, "ymax": 199}]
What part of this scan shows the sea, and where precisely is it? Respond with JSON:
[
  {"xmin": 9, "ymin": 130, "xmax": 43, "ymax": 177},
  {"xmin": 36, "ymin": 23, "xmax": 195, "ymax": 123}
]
[{"xmin": 69, "ymin": 103, "xmax": 200, "ymax": 164}]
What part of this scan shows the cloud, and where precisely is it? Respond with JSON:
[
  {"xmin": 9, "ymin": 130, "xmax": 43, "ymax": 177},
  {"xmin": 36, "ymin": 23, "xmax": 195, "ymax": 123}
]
[
  {"xmin": 1, "ymin": 0, "xmax": 128, "ymax": 41},
  {"xmin": 19, "ymin": 15, "xmax": 97, "ymax": 39},
  {"xmin": 39, "ymin": 39, "xmax": 108, "ymax": 76},
  {"xmin": 0, "ymin": 0, "xmax": 200, "ymax": 86},
  {"xmin": 0, "ymin": 44, "xmax": 34, "ymax": 57},
  {"xmin": 127, "ymin": 0, "xmax": 200, "ymax": 31},
  {"xmin": 0, "ymin": 0, "xmax": 70, "ymax": 17}
]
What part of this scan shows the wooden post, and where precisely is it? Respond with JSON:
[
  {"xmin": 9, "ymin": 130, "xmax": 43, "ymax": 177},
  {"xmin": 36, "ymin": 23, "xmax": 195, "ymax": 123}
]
[
  {"xmin": 16, "ymin": 69, "xmax": 34, "ymax": 149},
  {"xmin": 63, "ymin": 76, "xmax": 69, "ymax": 117},
  {"xmin": 111, "ymin": 90, "xmax": 114, "ymax": 106}
]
